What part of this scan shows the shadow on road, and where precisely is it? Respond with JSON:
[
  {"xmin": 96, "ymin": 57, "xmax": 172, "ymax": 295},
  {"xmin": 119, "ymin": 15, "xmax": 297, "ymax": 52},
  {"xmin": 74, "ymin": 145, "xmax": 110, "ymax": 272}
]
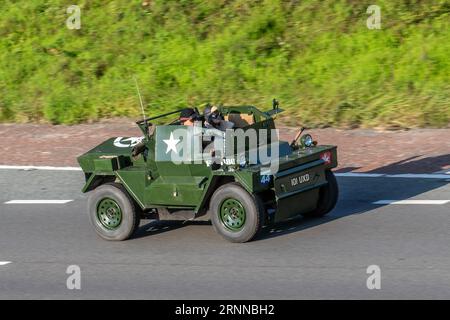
[
  {"xmin": 131, "ymin": 154, "xmax": 449, "ymax": 242},
  {"xmin": 336, "ymin": 154, "xmax": 450, "ymax": 174},
  {"xmin": 133, "ymin": 220, "xmax": 211, "ymax": 240},
  {"xmin": 368, "ymin": 154, "xmax": 450, "ymax": 174},
  {"xmin": 256, "ymin": 173, "xmax": 449, "ymax": 242}
]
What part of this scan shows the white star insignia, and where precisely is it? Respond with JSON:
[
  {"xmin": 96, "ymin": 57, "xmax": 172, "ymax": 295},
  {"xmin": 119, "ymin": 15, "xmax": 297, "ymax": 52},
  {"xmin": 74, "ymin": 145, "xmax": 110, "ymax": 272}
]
[
  {"xmin": 121, "ymin": 137, "xmax": 142, "ymax": 146},
  {"xmin": 163, "ymin": 132, "xmax": 180, "ymax": 154},
  {"xmin": 113, "ymin": 136, "xmax": 143, "ymax": 148}
]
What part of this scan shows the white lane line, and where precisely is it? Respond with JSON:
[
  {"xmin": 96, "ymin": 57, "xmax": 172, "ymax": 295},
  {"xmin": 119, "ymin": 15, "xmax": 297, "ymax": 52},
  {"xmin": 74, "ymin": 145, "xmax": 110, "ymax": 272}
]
[
  {"xmin": 0, "ymin": 261, "xmax": 12, "ymax": 266},
  {"xmin": 0, "ymin": 165, "xmax": 81, "ymax": 171},
  {"xmin": 0, "ymin": 165, "xmax": 449, "ymax": 179},
  {"xmin": 5, "ymin": 200, "xmax": 73, "ymax": 204},
  {"xmin": 386, "ymin": 173, "xmax": 450, "ymax": 179},
  {"xmin": 336, "ymin": 172, "xmax": 450, "ymax": 179},
  {"xmin": 432, "ymin": 169, "xmax": 450, "ymax": 174},
  {"xmin": 336, "ymin": 173, "xmax": 384, "ymax": 178},
  {"xmin": 373, "ymin": 200, "xmax": 450, "ymax": 205}
]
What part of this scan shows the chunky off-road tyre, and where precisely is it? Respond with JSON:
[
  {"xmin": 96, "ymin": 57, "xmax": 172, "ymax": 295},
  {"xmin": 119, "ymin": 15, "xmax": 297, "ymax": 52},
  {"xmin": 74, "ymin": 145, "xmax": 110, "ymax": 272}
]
[
  {"xmin": 87, "ymin": 182, "xmax": 140, "ymax": 241},
  {"xmin": 210, "ymin": 183, "xmax": 264, "ymax": 243},
  {"xmin": 302, "ymin": 170, "xmax": 339, "ymax": 218}
]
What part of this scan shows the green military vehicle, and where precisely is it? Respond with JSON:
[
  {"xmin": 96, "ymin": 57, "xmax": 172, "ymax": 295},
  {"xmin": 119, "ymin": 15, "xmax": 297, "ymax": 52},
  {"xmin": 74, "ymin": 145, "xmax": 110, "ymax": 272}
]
[{"xmin": 78, "ymin": 101, "xmax": 338, "ymax": 243}]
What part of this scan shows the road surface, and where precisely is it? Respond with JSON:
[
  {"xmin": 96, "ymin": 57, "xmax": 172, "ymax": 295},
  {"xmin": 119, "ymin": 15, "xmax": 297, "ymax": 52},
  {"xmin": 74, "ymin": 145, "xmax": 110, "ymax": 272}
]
[{"xmin": 0, "ymin": 169, "xmax": 449, "ymax": 299}]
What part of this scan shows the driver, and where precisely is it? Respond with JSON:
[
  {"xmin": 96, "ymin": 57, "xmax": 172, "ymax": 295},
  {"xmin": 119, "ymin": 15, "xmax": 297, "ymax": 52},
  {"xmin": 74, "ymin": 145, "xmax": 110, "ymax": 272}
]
[{"xmin": 179, "ymin": 108, "xmax": 200, "ymax": 126}]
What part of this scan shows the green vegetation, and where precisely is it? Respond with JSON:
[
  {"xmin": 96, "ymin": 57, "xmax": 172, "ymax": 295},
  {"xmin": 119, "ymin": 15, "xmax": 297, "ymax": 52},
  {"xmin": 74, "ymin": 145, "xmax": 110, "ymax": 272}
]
[{"xmin": 0, "ymin": 0, "xmax": 449, "ymax": 128}]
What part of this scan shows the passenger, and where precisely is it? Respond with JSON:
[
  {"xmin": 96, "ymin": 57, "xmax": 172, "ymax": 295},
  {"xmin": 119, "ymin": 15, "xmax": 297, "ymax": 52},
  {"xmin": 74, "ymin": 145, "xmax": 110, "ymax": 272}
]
[
  {"xmin": 205, "ymin": 106, "xmax": 222, "ymax": 128},
  {"xmin": 204, "ymin": 106, "xmax": 234, "ymax": 130}
]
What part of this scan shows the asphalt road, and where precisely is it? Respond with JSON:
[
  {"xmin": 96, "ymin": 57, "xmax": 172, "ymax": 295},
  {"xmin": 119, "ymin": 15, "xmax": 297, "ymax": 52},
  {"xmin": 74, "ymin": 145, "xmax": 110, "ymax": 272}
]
[{"xmin": 0, "ymin": 169, "xmax": 449, "ymax": 299}]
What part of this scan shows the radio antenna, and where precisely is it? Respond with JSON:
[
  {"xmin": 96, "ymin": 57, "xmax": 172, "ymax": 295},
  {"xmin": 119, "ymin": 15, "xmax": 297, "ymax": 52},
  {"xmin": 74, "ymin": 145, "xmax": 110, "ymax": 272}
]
[{"xmin": 134, "ymin": 76, "xmax": 146, "ymax": 122}]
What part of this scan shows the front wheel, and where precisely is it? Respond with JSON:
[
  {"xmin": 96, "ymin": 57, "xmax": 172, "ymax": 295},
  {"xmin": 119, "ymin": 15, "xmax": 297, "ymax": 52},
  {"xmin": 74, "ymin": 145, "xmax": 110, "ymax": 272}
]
[
  {"xmin": 210, "ymin": 183, "xmax": 264, "ymax": 243},
  {"xmin": 302, "ymin": 170, "xmax": 339, "ymax": 218},
  {"xmin": 87, "ymin": 183, "xmax": 140, "ymax": 241}
]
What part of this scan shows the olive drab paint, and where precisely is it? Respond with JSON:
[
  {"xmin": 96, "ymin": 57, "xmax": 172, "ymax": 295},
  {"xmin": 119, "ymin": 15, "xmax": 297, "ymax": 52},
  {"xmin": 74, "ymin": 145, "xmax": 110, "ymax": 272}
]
[{"xmin": 78, "ymin": 104, "xmax": 338, "ymax": 222}]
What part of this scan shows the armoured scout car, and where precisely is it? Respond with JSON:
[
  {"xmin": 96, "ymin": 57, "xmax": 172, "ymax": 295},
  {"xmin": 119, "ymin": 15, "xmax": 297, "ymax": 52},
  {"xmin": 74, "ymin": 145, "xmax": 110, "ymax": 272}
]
[{"xmin": 78, "ymin": 102, "xmax": 338, "ymax": 243}]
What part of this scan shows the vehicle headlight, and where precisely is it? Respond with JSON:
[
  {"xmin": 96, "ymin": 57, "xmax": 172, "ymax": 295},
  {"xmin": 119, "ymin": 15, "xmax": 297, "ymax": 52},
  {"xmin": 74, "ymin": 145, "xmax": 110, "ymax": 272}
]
[{"xmin": 300, "ymin": 134, "xmax": 314, "ymax": 147}]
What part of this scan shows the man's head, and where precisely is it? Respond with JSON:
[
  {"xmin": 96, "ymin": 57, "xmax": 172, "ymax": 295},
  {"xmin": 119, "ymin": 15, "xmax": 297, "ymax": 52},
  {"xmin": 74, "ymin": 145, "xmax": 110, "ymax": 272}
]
[
  {"xmin": 179, "ymin": 108, "xmax": 199, "ymax": 126},
  {"xmin": 210, "ymin": 106, "xmax": 218, "ymax": 114}
]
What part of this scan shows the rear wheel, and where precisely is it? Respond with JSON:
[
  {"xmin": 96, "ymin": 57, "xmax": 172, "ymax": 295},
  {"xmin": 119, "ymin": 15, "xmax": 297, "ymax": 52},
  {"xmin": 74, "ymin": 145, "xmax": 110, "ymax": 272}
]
[
  {"xmin": 210, "ymin": 183, "xmax": 264, "ymax": 243},
  {"xmin": 302, "ymin": 170, "xmax": 339, "ymax": 218},
  {"xmin": 87, "ymin": 183, "xmax": 140, "ymax": 241}
]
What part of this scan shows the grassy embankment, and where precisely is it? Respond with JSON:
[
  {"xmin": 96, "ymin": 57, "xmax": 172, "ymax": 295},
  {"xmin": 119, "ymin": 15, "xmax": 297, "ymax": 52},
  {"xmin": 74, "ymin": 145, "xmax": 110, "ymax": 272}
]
[{"xmin": 0, "ymin": 0, "xmax": 449, "ymax": 128}]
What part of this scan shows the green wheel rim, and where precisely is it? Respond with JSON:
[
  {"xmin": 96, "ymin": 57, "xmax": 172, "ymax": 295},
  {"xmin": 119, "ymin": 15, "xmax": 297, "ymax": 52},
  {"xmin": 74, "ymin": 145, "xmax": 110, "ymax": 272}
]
[
  {"xmin": 97, "ymin": 198, "xmax": 122, "ymax": 230},
  {"xmin": 219, "ymin": 198, "xmax": 246, "ymax": 232}
]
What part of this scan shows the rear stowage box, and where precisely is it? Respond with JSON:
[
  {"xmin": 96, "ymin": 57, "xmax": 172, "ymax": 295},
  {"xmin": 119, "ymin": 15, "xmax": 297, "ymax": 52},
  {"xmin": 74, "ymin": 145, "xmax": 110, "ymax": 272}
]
[{"xmin": 273, "ymin": 159, "xmax": 328, "ymax": 222}]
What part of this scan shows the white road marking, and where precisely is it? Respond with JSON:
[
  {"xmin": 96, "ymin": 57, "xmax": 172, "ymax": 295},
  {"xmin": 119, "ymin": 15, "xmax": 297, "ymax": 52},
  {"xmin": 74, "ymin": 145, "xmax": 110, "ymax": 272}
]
[
  {"xmin": 336, "ymin": 173, "xmax": 384, "ymax": 178},
  {"xmin": 0, "ymin": 165, "xmax": 449, "ymax": 179},
  {"xmin": 0, "ymin": 165, "xmax": 81, "ymax": 171},
  {"xmin": 0, "ymin": 261, "xmax": 12, "ymax": 266},
  {"xmin": 5, "ymin": 200, "xmax": 73, "ymax": 204},
  {"xmin": 386, "ymin": 173, "xmax": 450, "ymax": 179},
  {"xmin": 373, "ymin": 200, "xmax": 450, "ymax": 205},
  {"xmin": 336, "ymin": 172, "xmax": 450, "ymax": 179},
  {"xmin": 433, "ymin": 169, "xmax": 450, "ymax": 174}
]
